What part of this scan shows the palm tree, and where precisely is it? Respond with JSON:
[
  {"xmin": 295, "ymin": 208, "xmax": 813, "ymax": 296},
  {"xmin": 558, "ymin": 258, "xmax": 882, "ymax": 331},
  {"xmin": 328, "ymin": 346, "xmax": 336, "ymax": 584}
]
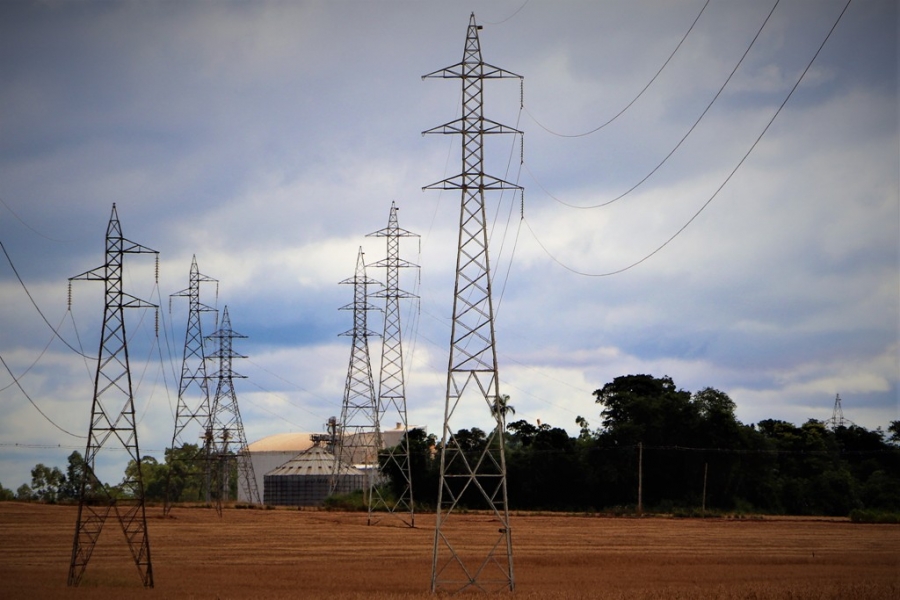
[{"xmin": 491, "ymin": 394, "xmax": 515, "ymax": 429}]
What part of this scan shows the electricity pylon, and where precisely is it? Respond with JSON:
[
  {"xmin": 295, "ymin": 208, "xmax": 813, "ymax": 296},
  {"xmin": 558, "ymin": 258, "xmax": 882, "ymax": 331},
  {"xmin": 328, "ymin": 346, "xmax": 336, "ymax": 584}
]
[
  {"xmin": 366, "ymin": 202, "xmax": 419, "ymax": 526},
  {"xmin": 423, "ymin": 12, "xmax": 522, "ymax": 593},
  {"xmin": 825, "ymin": 393, "xmax": 854, "ymax": 430},
  {"xmin": 67, "ymin": 203, "xmax": 157, "ymax": 588},
  {"xmin": 206, "ymin": 305, "xmax": 260, "ymax": 515},
  {"xmin": 164, "ymin": 256, "xmax": 217, "ymax": 515},
  {"xmin": 332, "ymin": 247, "xmax": 382, "ymax": 502}
]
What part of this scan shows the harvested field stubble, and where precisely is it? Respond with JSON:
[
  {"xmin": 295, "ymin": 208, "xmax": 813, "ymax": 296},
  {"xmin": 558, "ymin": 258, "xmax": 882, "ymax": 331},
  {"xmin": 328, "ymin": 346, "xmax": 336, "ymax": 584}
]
[{"xmin": 0, "ymin": 503, "xmax": 897, "ymax": 599}]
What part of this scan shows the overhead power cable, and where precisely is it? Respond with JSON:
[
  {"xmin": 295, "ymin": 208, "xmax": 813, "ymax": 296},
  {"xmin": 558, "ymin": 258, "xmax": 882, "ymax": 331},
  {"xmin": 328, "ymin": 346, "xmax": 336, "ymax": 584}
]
[
  {"xmin": 540, "ymin": 0, "xmax": 780, "ymax": 210},
  {"xmin": 0, "ymin": 353, "xmax": 86, "ymax": 439},
  {"xmin": 0, "ymin": 194, "xmax": 77, "ymax": 243},
  {"xmin": 481, "ymin": 0, "xmax": 530, "ymax": 25},
  {"xmin": 526, "ymin": 0, "xmax": 853, "ymax": 278},
  {"xmin": 525, "ymin": 0, "xmax": 710, "ymax": 139},
  {"xmin": 0, "ymin": 238, "xmax": 93, "ymax": 359},
  {"xmin": 0, "ymin": 312, "xmax": 67, "ymax": 393}
]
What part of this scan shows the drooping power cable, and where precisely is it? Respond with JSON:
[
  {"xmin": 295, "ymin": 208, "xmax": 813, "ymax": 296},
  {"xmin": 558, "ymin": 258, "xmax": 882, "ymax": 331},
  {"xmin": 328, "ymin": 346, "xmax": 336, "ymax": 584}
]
[
  {"xmin": 536, "ymin": 0, "xmax": 780, "ymax": 210},
  {"xmin": 0, "ymin": 238, "xmax": 94, "ymax": 359},
  {"xmin": 0, "ymin": 353, "xmax": 86, "ymax": 439},
  {"xmin": 524, "ymin": 0, "xmax": 711, "ymax": 139},
  {"xmin": 525, "ymin": 0, "xmax": 853, "ymax": 277}
]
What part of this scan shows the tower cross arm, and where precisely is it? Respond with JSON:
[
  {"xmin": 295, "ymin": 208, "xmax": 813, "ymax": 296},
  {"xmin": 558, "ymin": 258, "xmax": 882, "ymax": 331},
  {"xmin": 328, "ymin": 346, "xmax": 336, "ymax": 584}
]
[
  {"xmin": 366, "ymin": 227, "xmax": 419, "ymax": 238},
  {"xmin": 338, "ymin": 300, "xmax": 381, "ymax": 312},
  {"xmin": 423, "ymin": 173, "xmax": 524, "ymax": 192},
  {"xmin": 69, "ymin": 264, "xmax": 107, "ymax": 282},
  {"xmin": 338, "ymin": 327, "xmax": 381, "ymax": 338},
  {"xmin": 206, "ymin": 354, "xmax": 248, "ymax": 368},
  {"xmin": 367, "ymin": 257, "xmax": 419, "ymax": 270},
  {"xmin": 422, "ymin": 117, "xmax": 522, "ymax": 137},
  {"xmin": 372, "ymin": 288, "xmax": 418, "ymax": 300},
  {"xmin": 338, "ymin": 275, "xmax": 382, "ymax": 287},
  {"xmin": 121, "ymin": 293, "xmax": 158, "ymax": 310},
  {"xmin": 207, "ymin": 330, "xmax": 247, "ymax": 341},
  {"xmin": 207, "ymin": 369, "xmax": 248, "ymax": 380},
  {"xmin": 120, "ymin": 238, "xmax": 159, "ymax": 255},
  {"xmin": 422, "ymin": 62, "xmax": 522, "ymax": 81}
]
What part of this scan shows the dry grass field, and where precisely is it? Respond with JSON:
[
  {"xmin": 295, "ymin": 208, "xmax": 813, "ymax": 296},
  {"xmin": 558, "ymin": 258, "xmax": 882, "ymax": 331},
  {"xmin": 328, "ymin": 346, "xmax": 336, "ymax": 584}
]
[{"xmin": 0, "ymin": 502, "xmax": 897, "ymax": 599}]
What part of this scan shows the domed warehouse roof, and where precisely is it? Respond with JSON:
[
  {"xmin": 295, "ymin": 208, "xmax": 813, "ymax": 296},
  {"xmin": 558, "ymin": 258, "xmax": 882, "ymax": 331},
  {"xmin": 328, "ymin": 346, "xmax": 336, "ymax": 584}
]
[
  {"xmin": 247, "ymin": 432, "xmax": 317, "ymax": 453},
  {"xmin": 264, "ymin": 444, "xmax": 365, "ymax": 506},
  {"xmin": 239, "ymin": 432, "xmax": 319, "ymax": 504},
  {"xmin": 266, "ymin": 444, "xmax": 362, "ymax": 477}
]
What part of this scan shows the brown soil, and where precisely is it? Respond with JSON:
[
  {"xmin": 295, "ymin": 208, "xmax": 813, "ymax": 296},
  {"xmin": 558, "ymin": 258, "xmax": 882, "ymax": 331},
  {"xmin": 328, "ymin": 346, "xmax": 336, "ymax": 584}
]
[{"xmin": 0, "ymin": 503, "xmax": 897, "ymax": 599}]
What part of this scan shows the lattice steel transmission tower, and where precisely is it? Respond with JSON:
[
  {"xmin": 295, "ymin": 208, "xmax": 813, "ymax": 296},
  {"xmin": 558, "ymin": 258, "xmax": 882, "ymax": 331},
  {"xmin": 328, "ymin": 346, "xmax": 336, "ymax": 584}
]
[
  {"xmin": 206, "ymin": 305, "xmax": 260, "ymax": 514},
  {"xmin": 67, "ymin": 203, "xmax": 157, "ymax": 588},
  {"xmin": 423, "ymin": 13, "xmax": 523, "ymax": 593},
  {"xmin": 825, "ymin": 393, "xmax": 854, "ymax": 430},
  {"xmin": 332, "ymin": 247, "xmax": 382, "ymax": 503},
  {"xmin": 366, "ymin": 202, "xmax": 419, "ymax": 526},
  {"xmin": 164, "ymin": 255, "xmax": 217, "ymax": 515}
]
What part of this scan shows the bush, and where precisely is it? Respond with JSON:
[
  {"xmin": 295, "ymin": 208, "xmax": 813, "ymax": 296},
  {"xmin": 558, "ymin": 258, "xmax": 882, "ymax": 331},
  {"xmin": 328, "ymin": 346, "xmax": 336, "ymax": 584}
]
[
  {"xmin": 322, "ymin": 489, "xmax": 367, "ymax": 511},
  {"xmin": 849, "ymin": 509, "xmax": 900, "ymax": 524}
]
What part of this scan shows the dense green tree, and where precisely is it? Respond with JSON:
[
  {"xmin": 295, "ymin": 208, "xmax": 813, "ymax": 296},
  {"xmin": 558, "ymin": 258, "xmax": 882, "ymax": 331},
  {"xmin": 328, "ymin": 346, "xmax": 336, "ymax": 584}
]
[
  {"xmin": 163, "ymin": 443, "xmax": 207, "ymax": 502},
  {"xmin": 30, "ymin": 463, "xmax": 64, "ymax": 503},
  {"xmin": 376, "ymin": 373, "xmax": 900, "ymax": 516},
  {"xmin": 0, "ymin": 481, "xmax": 14, "ymax": 501},
  {"xmin": 124, "ymin": 456, "xmax": 169, "ymax": 501},
  {"xmin": 16, "ymin": 483, "xmax": 33, "ymax": 501},
  {"xmin": 507, "ymin": 420, "xmax": 583, "ymax": 510},
  {"xmin": 380, "ymin": 428, "xmax": 437, "ymax": 508},
  {"xmin": 887, "ymin": 421, "xmax": 900, "ymax": 444},
  {"xmin": 59, "ymin": 451, "xmax": 86, "ymax": 500},
  {"xmin": 591, "ymin": 375, "xmax": 705, "ymax": 508}
]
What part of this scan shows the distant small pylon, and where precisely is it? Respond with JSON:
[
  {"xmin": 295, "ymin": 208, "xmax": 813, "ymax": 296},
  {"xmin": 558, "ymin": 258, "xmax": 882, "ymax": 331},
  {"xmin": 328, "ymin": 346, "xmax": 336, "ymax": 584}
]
[
  {"xmin": 366, "ymin": 202, "xmax": 419, "ymax": 527},
  {"xmin": 332, "ymin": 248, "xmax": 382, "ymax": 500},
  {"xmin": 164, "ymin": 256, "xmax": 218, "ymax": 515},
  {"xmin": 206, "ymin": 306, "xmax": 260, "ymax": 514},
  {"xmin": 825, "ymin": 393, "xmax": 855, "ymax": 430}
]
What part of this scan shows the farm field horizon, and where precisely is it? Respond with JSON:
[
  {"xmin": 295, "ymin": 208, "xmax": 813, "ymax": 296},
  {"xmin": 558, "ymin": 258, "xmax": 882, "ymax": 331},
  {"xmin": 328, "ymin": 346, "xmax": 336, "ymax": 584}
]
[{"xmin": 0, "ymin": 502, "xmax": 896, "ymax": 599}]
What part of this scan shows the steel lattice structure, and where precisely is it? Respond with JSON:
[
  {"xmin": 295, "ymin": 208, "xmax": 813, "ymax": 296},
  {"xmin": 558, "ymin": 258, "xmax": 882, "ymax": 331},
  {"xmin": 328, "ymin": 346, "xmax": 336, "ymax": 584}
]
[
  {"xmin": 825, "ymin": 393, "xmax": 854, "ymax": 430},
  {"xmin": 164, "ymin": 255, "xmax": 218, "ymax": 514},
  {"xmin": 332, "ymin": 248, "xmax": 382, "ymax": 502},
  {"xmin": 423, "ymin": 13, "xmax": 523, "ymax": 593},
  {"xmin": 67, "ymin": 203, "xmax": 157, "ymax": 588},
  {"xmin": 366, "ymin": 202, "xmax": 419, "ymax": 526},
  {"xmin": 206, "ymin": 306, "xmax": 260, "ymax": 514}
]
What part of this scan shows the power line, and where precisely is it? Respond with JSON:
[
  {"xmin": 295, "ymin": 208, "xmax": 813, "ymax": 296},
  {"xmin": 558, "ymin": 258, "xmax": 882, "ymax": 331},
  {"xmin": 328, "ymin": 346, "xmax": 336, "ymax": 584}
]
[
  {"xmin": 524, "ymin": 0, "xmax": 711, "ymax": 138},
  {"xmin": 0, "ymin": 311, "xmax": 67, "ymax": 393},
  {"xmin": 524, "ymin": 0, "xmax": 853, "ymax": 278},
  {"xmin": 480, "ymin": 0, "xmax": 529, "ymax": 26},
  {"xmin": 0, "ymin": 353, "xmax": 86, "ymax": 439},
  {"xmin": 0, "ymin": 194, "xmax": 79, "ymax": 243},
  {"xmin": 536, "ymin": 0, "xmax": 780, "ymax": 210},
  {"xmin": 244, "ymin": 357, "xmax": 340, "ymax": 410},
  {"xmin": 0, "ymin": 238, "xmax": 94, "ymax": 359}
]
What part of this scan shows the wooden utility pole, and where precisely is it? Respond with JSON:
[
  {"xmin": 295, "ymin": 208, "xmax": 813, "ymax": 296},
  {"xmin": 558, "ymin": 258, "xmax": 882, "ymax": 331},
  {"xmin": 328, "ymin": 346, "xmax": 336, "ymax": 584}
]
[
  {"xmin": 637, "ymin": 442, "xmax": 643, "ymax": 514},
  {"xmin": 702, "ymin": 462, "xmax": 708, "ymax": 515}
]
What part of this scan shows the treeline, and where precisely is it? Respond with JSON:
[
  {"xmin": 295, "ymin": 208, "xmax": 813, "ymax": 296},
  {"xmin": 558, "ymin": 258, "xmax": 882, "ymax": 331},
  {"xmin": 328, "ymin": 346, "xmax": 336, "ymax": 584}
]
[
  {"xmin": 383, "ymin": 374, "xmax": 900, "ymax": 516},
  {"xmin": 1, "ymin": 443, "xmax": 237, "ymax": 504},
  {"xmin": 6, "ymin": 373, "xmax": 898, "ymax": 516}
]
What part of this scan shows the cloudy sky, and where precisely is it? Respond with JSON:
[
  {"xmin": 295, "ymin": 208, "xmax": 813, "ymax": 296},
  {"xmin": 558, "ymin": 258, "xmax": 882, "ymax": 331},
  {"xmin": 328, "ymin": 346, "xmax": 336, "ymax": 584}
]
[{"xmin": 1, "ymin": 0, "xmax": 896, "ymax": 489}]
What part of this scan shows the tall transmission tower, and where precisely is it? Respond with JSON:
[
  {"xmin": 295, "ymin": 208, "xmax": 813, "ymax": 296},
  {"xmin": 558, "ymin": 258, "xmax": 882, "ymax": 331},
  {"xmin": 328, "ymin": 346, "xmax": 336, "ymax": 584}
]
[
  {"xmin": 332, "ymin": 247, "xmax": 382, "ymax": 506},
  {"xmin": 366, "ymin": 201, "xmax": 419, "ymax": 526},
  {"xmin": 164, "ymin": 256, "xmax": 218, "ymax": 515},
  {"xmin": 67, "ymin": 203, "xmax": 157, "ymax": 588},
  {"xmin": 206, "ymin": 305, "xmax": 260, "ymax": 514},
  {"xmin": 423, "ymin": 13, "xmax": 523, "ymax": 593}
]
